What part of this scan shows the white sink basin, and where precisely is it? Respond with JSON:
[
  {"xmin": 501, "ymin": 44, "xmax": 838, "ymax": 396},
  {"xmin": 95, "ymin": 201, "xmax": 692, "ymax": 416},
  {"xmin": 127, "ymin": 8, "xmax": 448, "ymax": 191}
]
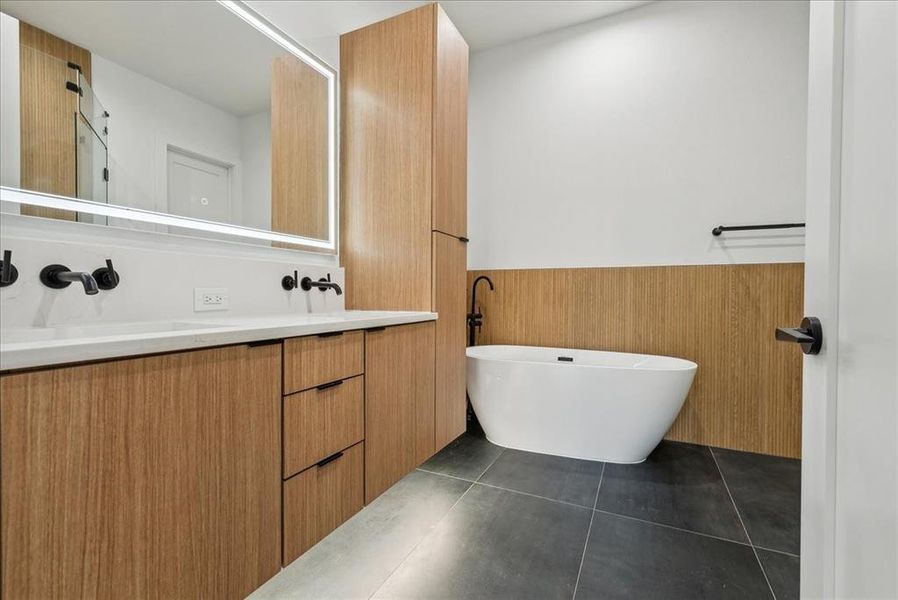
[{"xmin": 1, "ymin": 321, "xmax": 227, "ymax": 344}]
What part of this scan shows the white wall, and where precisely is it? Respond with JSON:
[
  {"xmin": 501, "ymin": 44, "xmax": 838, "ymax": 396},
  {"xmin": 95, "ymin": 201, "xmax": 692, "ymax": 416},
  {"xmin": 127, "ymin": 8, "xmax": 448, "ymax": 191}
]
[
  {"xmin": 0, "ymin": 214, "xmax": 342, "ymax": 328},
  {"xmin": 467, "ymin": 0, "xmax": 809, "ymax": 269}
]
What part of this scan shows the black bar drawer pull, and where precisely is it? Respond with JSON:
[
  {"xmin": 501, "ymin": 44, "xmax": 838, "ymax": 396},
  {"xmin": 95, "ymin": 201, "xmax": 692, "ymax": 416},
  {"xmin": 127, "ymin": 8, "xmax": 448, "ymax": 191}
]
[
  {"xmin": 316, "ymin": 451, "xmax": 344, "ymax": 468},
  {"xmin": 316, "ymin": 379, "xmax": 344, "ymax": 391},
  {"xmin": 246, "ymin": 339, "xmax": 281, "ymax": 348},
  {"xmin": 366, "ymin": 326, "xmax": 386, "ymax": 332},
  {"xmin": 317, "ymin": 331, "xmax": 344, "ymax": 338}
]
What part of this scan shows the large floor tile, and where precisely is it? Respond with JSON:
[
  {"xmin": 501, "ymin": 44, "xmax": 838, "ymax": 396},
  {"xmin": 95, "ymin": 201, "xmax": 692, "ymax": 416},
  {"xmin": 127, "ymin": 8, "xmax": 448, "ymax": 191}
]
[
  {"xmin": 757, "ymin": 549, "xmax": 799, "ymax": 600},
  {"xmin": 419, "ymin": 432, "xmax": 505, "ymax": 481},
  {"xmin": 595, "ymin": 441, "xmax": 748, "ymax": 542},
  {"xmin": 374, "ymin": 484, "xmax": 593, "ymax": 599},
  {"xmin": 248, "ymin": 470, "xmax": 470, "ymax": 600},
  {"xmin": 479, "ymin": 448, "xmax": 605, "ymax": 507},
  {"xmin": 712, "ymin": 447, "xmax": 801, "ymax": 555},
  {"xmin": 576, "ymin": 511, "xmax": 772, "ymax": 600}
]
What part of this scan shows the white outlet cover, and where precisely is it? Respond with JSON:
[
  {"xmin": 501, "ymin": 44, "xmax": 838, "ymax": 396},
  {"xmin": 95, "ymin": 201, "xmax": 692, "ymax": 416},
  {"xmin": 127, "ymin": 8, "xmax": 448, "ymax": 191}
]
[{"xmin": 194, "ymin": 287, "xmax": 229, "ymax": 312}]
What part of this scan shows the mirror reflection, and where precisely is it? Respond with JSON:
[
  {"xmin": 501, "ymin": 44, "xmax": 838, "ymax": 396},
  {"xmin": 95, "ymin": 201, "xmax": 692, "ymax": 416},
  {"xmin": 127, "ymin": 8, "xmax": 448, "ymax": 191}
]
[{"xmin": 0, "ymin": 1, "xmax": 332, "ymax": 245}]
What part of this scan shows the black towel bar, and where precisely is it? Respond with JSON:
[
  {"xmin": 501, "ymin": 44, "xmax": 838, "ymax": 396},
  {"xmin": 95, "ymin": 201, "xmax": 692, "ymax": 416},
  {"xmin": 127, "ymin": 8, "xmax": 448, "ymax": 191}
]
[{"xmin": 711, "ymin": 222, "xmax": 805, "ymax": 236}]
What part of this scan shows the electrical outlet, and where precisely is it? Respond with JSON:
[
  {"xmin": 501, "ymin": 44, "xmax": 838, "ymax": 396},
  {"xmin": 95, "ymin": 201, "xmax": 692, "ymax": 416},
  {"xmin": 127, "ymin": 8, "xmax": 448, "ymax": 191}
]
[{"xmin": 194, "ymin": 287, "xmax": 229, "ymax": 312}]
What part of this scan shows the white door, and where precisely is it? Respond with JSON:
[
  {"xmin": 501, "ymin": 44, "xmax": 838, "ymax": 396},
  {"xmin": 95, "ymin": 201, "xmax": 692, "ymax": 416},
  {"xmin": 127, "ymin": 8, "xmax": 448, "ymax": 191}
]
[
  {"xmin": 166, "ymin": 147, "xmax": 233, "ymax": 224},
  {"xmin": 800, "ymin": 2, "xmax": 897, "ymax": 598}
]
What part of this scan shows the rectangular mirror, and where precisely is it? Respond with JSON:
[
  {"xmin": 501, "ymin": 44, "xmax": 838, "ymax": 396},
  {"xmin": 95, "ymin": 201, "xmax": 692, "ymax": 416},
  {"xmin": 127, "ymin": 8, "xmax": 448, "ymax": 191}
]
[{"xmin": 0, "ymin": 0, "xmax": 336, "ymax": 251}]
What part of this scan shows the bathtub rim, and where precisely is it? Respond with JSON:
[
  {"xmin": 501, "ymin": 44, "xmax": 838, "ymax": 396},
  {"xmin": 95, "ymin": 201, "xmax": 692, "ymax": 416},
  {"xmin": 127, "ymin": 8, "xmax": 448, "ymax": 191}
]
[{"xmin": 466, "ymin": 344, "xmax": 698, "ymax": 372}]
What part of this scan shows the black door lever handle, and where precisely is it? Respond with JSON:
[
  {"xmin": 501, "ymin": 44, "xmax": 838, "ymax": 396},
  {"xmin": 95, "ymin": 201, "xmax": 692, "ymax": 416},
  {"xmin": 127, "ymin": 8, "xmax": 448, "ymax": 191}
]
[
  {"xmin": 775, "ymin": 316, "xmax": 822, "ymax": 355},
  {"xmin": 775, "ymin": 327, "xmax": 814, "ymax": 344}
]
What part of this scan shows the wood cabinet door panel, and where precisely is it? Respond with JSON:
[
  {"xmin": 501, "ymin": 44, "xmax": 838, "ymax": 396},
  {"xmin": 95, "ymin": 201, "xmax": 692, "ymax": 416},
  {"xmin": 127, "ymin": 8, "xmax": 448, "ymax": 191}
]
[
  {"xmin": 0, "ymin": 344, "xmax": 281, "ymax": 599},
  {"xmin": 433, "ymin": 232, "xmax": 467, "ymax": 451},
  {"xmin": 364, "ymin": 322, "xmax": 435, "ymax": 503}
]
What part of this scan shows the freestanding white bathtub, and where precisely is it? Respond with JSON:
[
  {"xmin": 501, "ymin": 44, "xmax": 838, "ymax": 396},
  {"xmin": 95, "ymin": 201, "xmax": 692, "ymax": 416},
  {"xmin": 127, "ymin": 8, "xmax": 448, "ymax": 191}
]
[{"xmin": 466, "ymin": 345, "xmax": 697, "ymax": 464}]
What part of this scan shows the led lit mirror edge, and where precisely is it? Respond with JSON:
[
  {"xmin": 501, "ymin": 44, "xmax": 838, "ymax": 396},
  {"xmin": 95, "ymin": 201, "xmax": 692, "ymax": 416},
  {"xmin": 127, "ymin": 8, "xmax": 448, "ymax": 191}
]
[{"xmin": 0, "ymin": 0, "xmax": 339, "ymax": 254}]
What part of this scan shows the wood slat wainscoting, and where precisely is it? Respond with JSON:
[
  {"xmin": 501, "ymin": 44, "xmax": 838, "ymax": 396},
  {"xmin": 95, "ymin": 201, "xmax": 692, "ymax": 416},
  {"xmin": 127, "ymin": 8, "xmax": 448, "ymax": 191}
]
[{"xmin": 466, "ymin": 264, "xmax": 804, "ymax": 458}]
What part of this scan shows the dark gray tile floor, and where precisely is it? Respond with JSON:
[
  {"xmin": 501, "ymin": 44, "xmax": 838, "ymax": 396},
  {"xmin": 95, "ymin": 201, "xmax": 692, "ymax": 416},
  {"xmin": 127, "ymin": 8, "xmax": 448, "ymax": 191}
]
[{"xmin": 251, "ymin": 434, "xmax": 801, "ymax": 600}]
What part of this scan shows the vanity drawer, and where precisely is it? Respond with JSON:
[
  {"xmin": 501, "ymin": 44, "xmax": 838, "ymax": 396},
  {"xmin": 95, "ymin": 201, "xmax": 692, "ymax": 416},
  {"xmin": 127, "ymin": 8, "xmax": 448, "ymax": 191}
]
[
  {"xmin": 283, "ymin": 375, "xmax": 365, "ymax": 478},
  {"xmin": 284, "ymin": 330, "xmax": 364, "ymax": 394},
  {"xmin": 283, "ymin": 442, "xmax": 364, "ymax": 565}
]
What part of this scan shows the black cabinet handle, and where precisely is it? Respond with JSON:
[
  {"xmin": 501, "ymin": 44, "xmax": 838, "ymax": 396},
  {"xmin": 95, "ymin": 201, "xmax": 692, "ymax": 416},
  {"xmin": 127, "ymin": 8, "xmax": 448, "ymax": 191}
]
[
  {"xmin": 316, "ymin": 451, "xmax": 343, "ymax": 468},
  {"xmin": 366, "ymin": 326, "xmax": 386, "ymax": 332},
  {"xmin": 317, "ymin": 331, "xmax": 344, "ymax": 338},
  {"xmin": 775, "ymin": 316, "xmax": 822, "ymax": 355},
  {"xmin": 316, "ymin": 379, "xmax": 344, "ymax": 391}
]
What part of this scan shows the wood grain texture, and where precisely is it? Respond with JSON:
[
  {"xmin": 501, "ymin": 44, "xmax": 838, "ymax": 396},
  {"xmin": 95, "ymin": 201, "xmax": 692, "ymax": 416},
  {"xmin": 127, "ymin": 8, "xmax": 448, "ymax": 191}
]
[
  {"xmin": 433, "ymin": 232, "xmax": 467, "ymax": 450},
  {"xmin": 364, "ymin": 322, "xmax": 436, "ymax": 503},
  {"xmin": 19, "ymin": 21, "xmax": 91, "ymax": 220},
  {"xmin": 271, "ymin": 54, "xmax": 329, "ymax": 242},
  {"xmin": 467, "ymin": 264, "xmax": 804, "ymax": 458},
  {"xmin": 284, "ymin": 331, "xmax": 364, "ymax": 394},
  {"xmin": 283, "ymin": 375, "xmax": 365, "ymax": 478},
  {"xmin": 340, "ymin": 4, "xmax": 435, "ymax": 311},
  {"xmin": 0, "ymin": 344, "xmax": 282, "ymax": 599},
  {"xmin": 432, "ymin": 5, "xmax": 468, "ymax": 238},
  {"xmin": 283, "ymin": 441, "xmax": 364, "ymax": 565}
]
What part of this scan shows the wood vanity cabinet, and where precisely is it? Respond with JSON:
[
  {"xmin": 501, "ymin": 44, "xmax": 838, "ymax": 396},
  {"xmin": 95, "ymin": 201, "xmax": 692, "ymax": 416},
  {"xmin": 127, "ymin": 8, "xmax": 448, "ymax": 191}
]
[
  {"xmin": 0, "ymin": 343, "xmax": 282, "ymax": 600},
  {"xmin": 341, "ymin": 3, "xmax": 469, "ymax": 458}
]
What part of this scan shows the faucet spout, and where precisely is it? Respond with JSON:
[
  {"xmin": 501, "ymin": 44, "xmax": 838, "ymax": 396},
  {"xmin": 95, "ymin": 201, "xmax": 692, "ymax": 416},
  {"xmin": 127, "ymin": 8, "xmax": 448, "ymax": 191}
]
[{"xmin": 39, "ymin": 264, "xmax": 100, "ymax": 295}]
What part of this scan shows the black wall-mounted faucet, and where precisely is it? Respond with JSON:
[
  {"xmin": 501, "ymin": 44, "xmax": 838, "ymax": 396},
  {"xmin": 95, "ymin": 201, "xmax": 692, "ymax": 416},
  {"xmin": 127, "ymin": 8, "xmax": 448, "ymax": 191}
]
[
  {"xmin": 301, "ymin": 273, "xmax": 343, "ymax": 296},
  {"xmin": 0, "ymin": 250, "xmax": 18, "ymax": 287},
  {"xmin": 40, "ymin": 264, "xmax": 100, "ymax": 295}
]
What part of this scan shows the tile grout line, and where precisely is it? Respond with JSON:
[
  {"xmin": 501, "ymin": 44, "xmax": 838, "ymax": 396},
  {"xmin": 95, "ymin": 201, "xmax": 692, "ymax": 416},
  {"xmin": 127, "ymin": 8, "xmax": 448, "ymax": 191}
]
[
  {"xmin": 709, "ymin": 446, "xmax": 778, "ymax": 600},
  {"xmin": 472, "ymin": 481, "xmax": 593, "ymax": 511},
  {"xmin": 474, "ymin": 446, "xmax": 507, "ymax": 481},
  {"xmin": 591, "ymin": 508, "xmax": 754, "ymax": 549},
  {"xmin": 415, "ymin": 467, "xmax": 476, "ymax": 484},
  {"xmin": 754, "ymin": 545, "xmax": 800, "ymax": 559},
  {"xmin": 367, "ymin": 477, "xmax": 476, "ymax": 600},
  {"xmin": 369, "ymin": 446, "xmax": 505, "ymax": 600},
  {"xmin": 571, "ymin": 462, "xmax": 606, "ymax": 600}
]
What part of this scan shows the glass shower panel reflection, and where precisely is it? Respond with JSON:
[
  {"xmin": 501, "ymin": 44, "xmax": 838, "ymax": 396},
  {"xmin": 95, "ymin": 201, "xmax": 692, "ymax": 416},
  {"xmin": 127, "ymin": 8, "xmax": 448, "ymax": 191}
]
[
  {"xmin": 77, "ymin": 70, "xmax": 108, "ymax": 146},
  {"xmin": 75, "ymin": 113, "xmax": 108, "ymax": 225}
]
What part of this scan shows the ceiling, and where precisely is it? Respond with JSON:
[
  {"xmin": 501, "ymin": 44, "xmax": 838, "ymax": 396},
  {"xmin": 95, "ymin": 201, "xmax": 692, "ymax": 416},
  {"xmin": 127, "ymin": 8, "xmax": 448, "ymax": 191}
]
[
  {"xmin": 1, "ymin": 0, "xmax": 291, "ymax": 116},
  {"xmin": 0, "ymin": 0, "xmax": 653, "ymax": 116},
  {"xmin": 250, "ymin": 1, "xmax": 654, "ymax": 52}
]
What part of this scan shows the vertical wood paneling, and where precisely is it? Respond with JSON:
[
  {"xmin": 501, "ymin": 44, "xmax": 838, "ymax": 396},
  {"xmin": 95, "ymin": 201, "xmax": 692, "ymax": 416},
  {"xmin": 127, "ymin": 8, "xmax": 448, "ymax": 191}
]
[
  {"xmin": 467, "ymin": 264, "xmax": 804, "ymax": 458},
  {"xmin": 19, "ymin": 21, "xmax": 91, "ymax": 221},
  {"xmin": 271, "ymin": 54, "xmax": 329, "ymax": 241},
  {"xmin": 364, "ymin": 322, "xmax": 436, "ymax": 503},
  {"xmin": 340, "ymin": 5, "xmax": 435, "ymax": 311},
  {"xmin": 432, "ymin": 5, "xmax": 468, "ymax": 238},
  {"xmin": 0, "ymin": 344, "xmax": 282, "ymax": 599},
  {"xmin": 433, "ymin": 232, "xmax": 467, "ymax": 448}
]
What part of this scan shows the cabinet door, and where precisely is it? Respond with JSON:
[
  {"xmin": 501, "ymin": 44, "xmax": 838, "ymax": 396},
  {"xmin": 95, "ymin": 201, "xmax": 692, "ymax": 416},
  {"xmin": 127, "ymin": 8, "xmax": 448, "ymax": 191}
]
[
  {"xmin": 0, "ymin": 344, "xmax": 281, "ymax": 599},
  {"xmin": 433, "ymin": 232, "xmax": 468, "ymax": 450},
  {"xmin": 341, "ymin": 5, "xmax": 435, "ymax": 311},
  {"xmin": 432, "ymin": 5, "xmax": 468, "ymax": 238},
  {"xmin": 364, "ymin": 322, "xmax": 435, "ymax": 503}
]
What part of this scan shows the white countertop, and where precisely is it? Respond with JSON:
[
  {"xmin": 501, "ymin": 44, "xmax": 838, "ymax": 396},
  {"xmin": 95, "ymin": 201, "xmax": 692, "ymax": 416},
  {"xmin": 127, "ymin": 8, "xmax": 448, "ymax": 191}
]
[{"xmin": 0, "ymin": 311, "xmax": 437, "ymax": 371}]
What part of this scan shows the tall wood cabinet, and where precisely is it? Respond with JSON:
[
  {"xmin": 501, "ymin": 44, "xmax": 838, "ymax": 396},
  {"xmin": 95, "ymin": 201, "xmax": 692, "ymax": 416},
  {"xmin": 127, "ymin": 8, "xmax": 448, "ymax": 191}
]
[
  {"xmin": 341, "ymin": 4, "xmax": 469, "ymax": 460},
  {"xmin": 0, "ymin": 344, "xmax": 282, "ymax": 599}
]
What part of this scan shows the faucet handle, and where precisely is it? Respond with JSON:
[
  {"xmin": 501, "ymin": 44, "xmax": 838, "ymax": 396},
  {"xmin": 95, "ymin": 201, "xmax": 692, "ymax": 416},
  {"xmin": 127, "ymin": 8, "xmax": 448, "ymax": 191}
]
[
  {"xmin": 92, "ymin": 258, "xmax": 120, "ymax": 290},
  {"xmin": 282, "ymin": 270, "xmax": 299, "ymax": 291},
  {"xmin": 0, "ymin": 249, "xmax": 19, "ymax": 287}
]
